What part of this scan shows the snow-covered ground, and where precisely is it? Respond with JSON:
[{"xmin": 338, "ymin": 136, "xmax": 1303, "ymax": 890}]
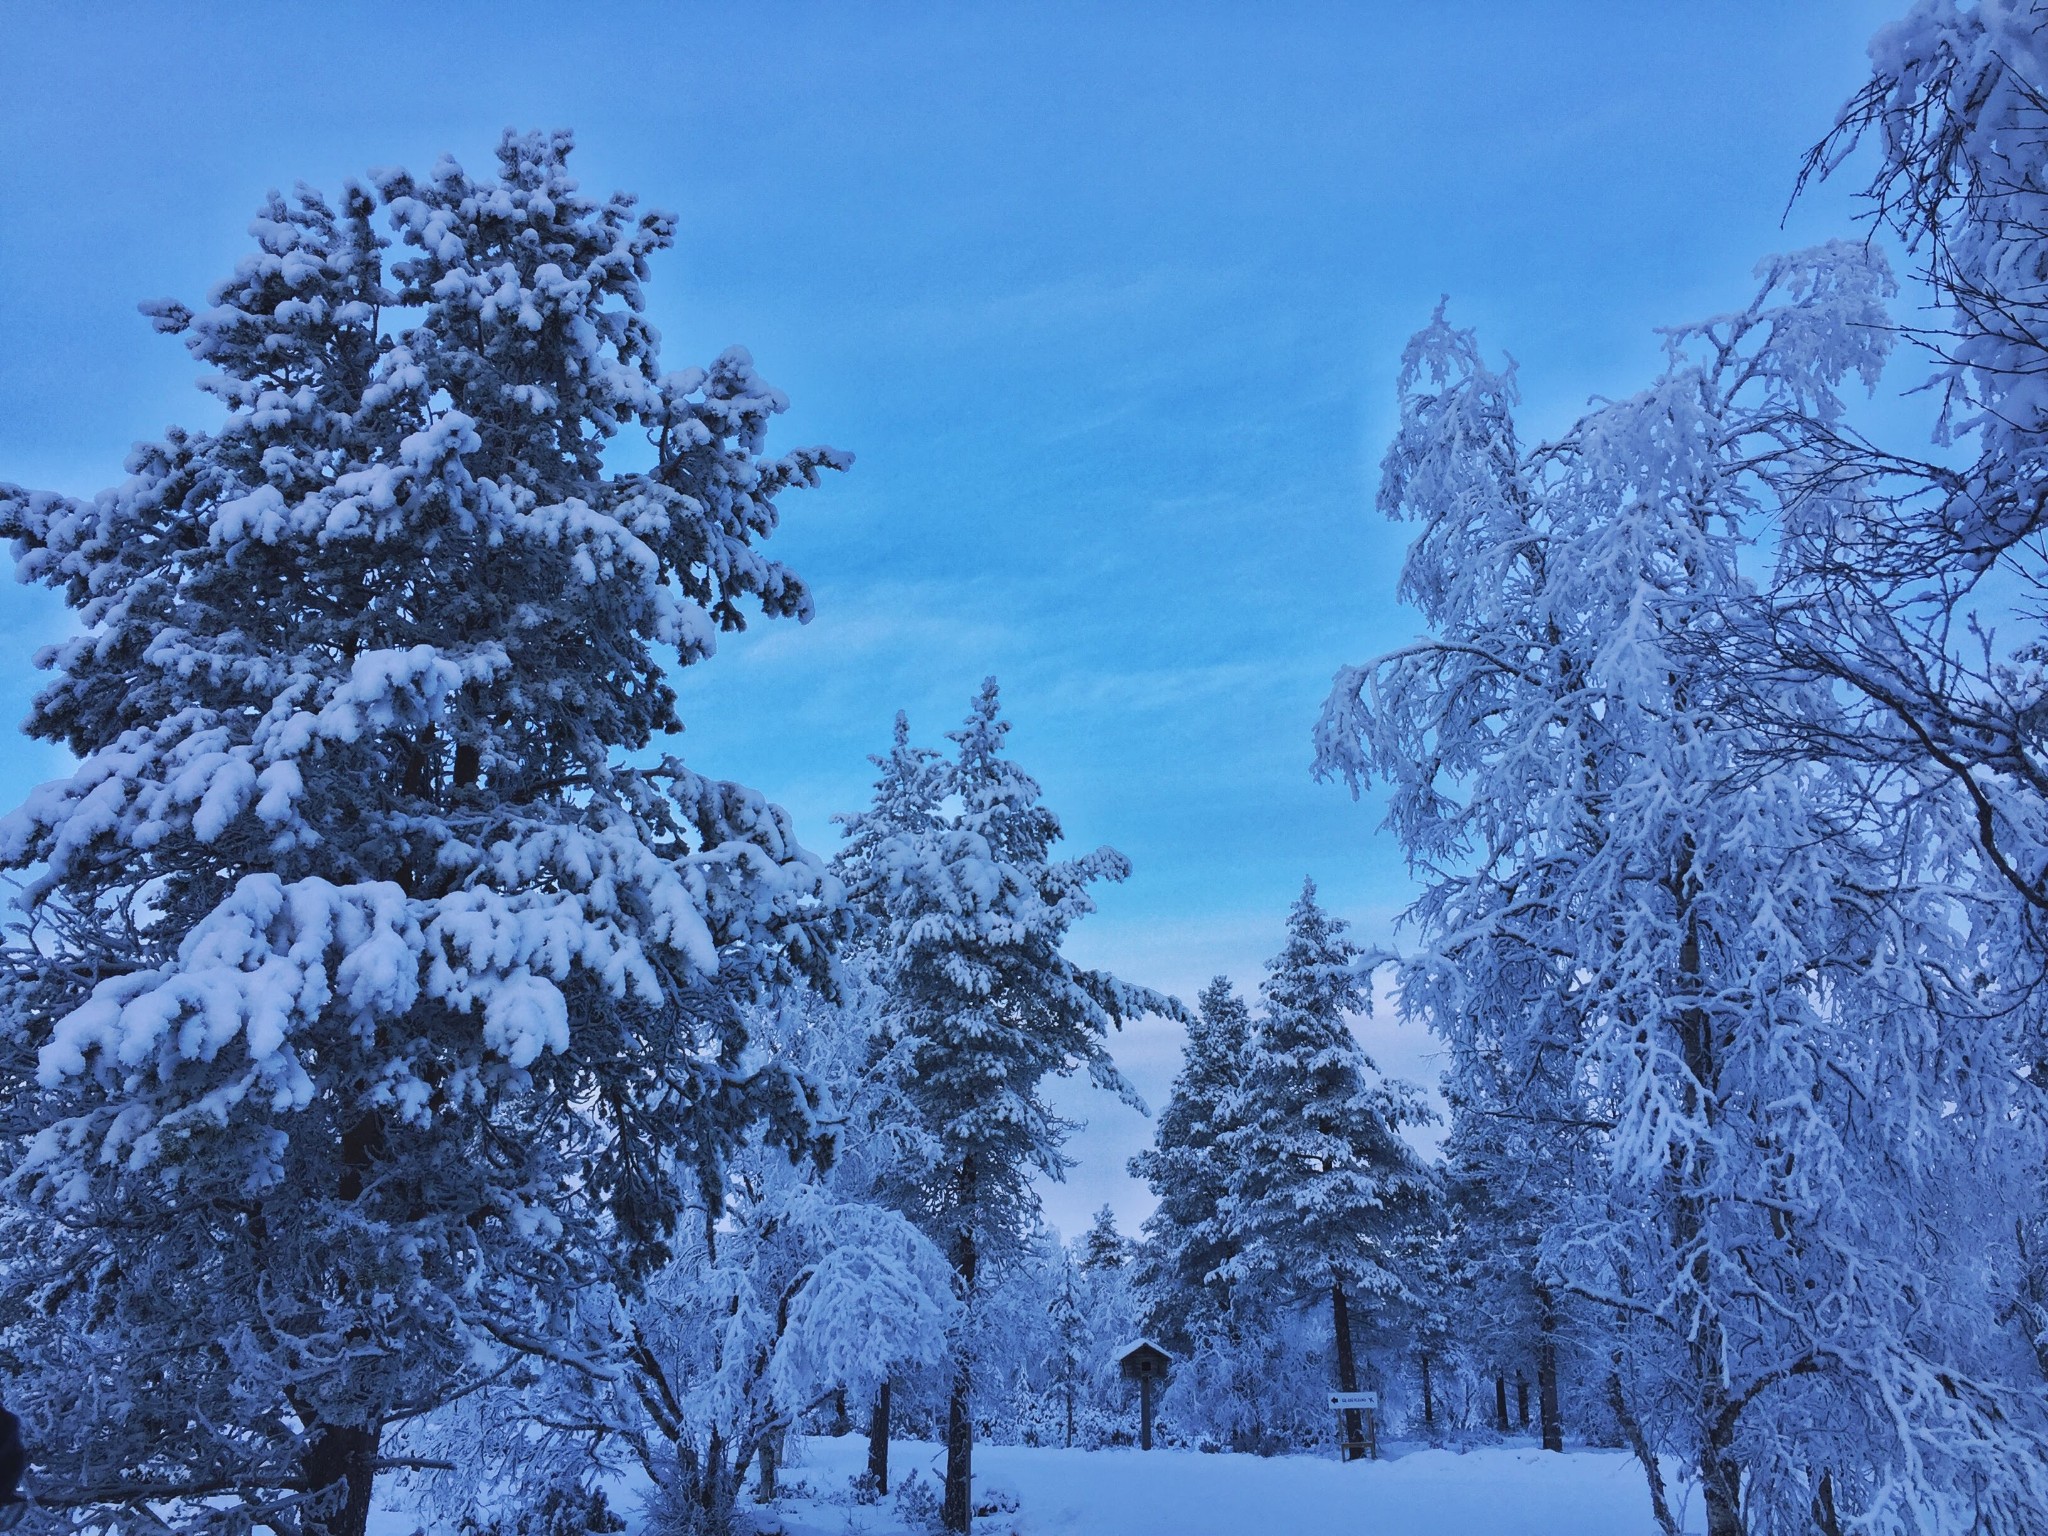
[
  {"xmin": 368, "ymin": 1431, "xmax": 1696, "ymax": 1535},
  {"xmin": 726, "ymin": 1434, "xmax": 1695, "ymax": 1536}
]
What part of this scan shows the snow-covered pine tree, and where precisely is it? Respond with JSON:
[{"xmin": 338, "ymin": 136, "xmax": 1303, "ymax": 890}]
[
  {"xmin": 1318, "ymin": 267, "xmax": 2048, "ymax": 1534},
  {"xmin": 1130, "ymin": 976, "xmax": 1250, "ymax": 1349},
  {"xmin": 1216, "ymin": 881, "xmax": 1433, "ymax": 1462},
  {"xmin": 834, "ymin": 679, "xmax": 1180, "ymax": 1531},
  {"xmin": 1046, "ymin": 1256, "xmax": 1091, "ymax": 1450},
  {"xmin": 0, "ymin": 132, "xmax": 846, "ymax": 1536},
  {"xmin": 1078, "ymin": 1205, "xmax": 1135, "ymax": 1272}
]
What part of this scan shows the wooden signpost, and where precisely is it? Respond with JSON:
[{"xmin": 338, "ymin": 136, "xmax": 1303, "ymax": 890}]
[
  {"xmin": 1116, "ymin": 1340, "xmax": 1172, "ymax": 1450},
  {"xmin": 1328, "ymin": 1390, "xmax": 1379, "ymax": 1462}
]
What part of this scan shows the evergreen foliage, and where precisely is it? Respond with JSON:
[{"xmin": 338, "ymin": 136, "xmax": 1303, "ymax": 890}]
[
  {"xmin": 1217, "ymin": 882, "xmax": 1431, "ymax": 1318},
  {"xmin": 1129, "ymin": 977, "xmax": 1248, "ymax": 1349},
  {"xmin": 832, "ymin": 679, "xmax": 1180, "ymax": 1529},
  {"xmin": 1077, "ymin": 1206, "xmax": 1135, "ymax": 1273},
  {"xmin": 0, "ymin": 131, "xmax": 846, "ymax": 1535}
]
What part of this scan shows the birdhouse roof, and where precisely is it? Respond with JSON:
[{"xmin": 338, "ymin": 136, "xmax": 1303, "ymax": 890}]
[{"xmin": 1114, "ymin": 1338, "xmax": 1171, "ymax": 1366}]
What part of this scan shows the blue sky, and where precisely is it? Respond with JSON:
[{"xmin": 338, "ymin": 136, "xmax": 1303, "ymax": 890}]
[{"xmin": 0, "ymin": 1, "xmax": 1911, "ymax": 1236}]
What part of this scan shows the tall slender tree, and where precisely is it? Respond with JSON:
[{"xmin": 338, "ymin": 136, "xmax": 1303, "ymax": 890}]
[
  {"xmin": 1130, "ymin": 976, "xmax": 1250, "ymax": 1350},
  {"xmin": 834, "ymin": 679, "xmax": 1179, "ymax": 1530},
  {"xmin": 0, "ymin": 132, "xmax": 846, "ymax": 1536},
  {"xmin": 1217, "ymin": 882, "xmax": 1433, "ymax": 1461}
]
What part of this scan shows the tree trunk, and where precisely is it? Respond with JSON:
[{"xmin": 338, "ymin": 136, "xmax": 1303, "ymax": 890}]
[
  {"xmin": 943, "ymin": 1162, "xmax": 978, "ymax": 1533},
  {"xmin": 1812, "ymin": 1470, "xmax": 1843, "ymax": 1536},
  {"xmin": 1701, "ymin": 1442, "xmax": 1744, "ymax": 1536},
  {"xmin": 756, "ymin": 1431, "xmax": 778, "ymax": 1502},
  {"xmin": 867, "ymin": 1381, "xmax": 891, "ymax": 1495},
  {"xmin": 833, "ymin": 1387, "xmax": 850, "ymax": 1437},
  {"xmin": 1537, "ymin": 1342, "xmax": 1563, "ymax": 1452},
  {"xmin": 1535, "ymin": 1285, "xmax": 1563, "ymax": 1452},
  {"xmin": 943, "ymin": 1361, "xmax": 974, "ymax": 1533},
  {"xmin": 1419, "ymin": 1352, "xmax": 1435, "ymax": 1431},
  {"xmin": 1494, "ymin": 1372, "xmax": 1510, "ymax": 1433},
  {"xmin": 1673, "ymin": 857, "xmax": 1744, "ymax": 1536},
  {"xmin": 1607, "ymin": 1372, "xmax": 1680, "ymax": 1536},
  {"xmin": 304, "ymin": 1111, "xmax": 386, "ymax": 1536},
  {"xmin": 1516, "ymin": 1371, "xmax": 1530, "ymax": 1429},
  {"xmin": 703, "ymin": 1429, "xmax": 727, "ymax": 1518},
  {"xmin": 1331, "ymin": 1279, "xmax": 1365, "ymax": 1461},
  {"xmin": 302, "ymin": 1421, "xmax": 379, "ymax": 1536}
]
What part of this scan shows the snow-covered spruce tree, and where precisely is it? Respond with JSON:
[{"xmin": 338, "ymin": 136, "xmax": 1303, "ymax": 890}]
[
  {"xmin": 0, "ymin": 132, "xmax": 846, "ymax": 1535},
  {"xmin": 833, "ymin": 679, "xmax": 1180, "ymax": 1531},
  {"xmin": 1317, "ymin": 264, "xmax": 2048, "ymax": 1534},
  {"xmin": 1215, "ymin": 881, "xmax": 1432, "ymax": 1462},
  {"xmin": 1129, "ymin": 976, "xmax": 1249, "ymax": 1352},
  {"xmin": 1077, "ymin": 1205, "xmax": 1135, "ymax": 1273},
  {"xmin": 1044, "ymin": 1253, "xmax": 1092, "ymax": 1450}
]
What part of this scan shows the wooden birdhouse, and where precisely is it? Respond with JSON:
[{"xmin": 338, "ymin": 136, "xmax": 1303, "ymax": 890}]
[{"xmin": 1115, "ymin": 1338, "xmax": 1172, "ymax": 1449}]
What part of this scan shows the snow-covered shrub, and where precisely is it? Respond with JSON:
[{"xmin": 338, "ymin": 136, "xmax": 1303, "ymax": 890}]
[
  {"xmin": 457, "ymin": 1485, "xmax": 626, "ymax": 1536},
  {"xmin": 608, "ymin": 982, "xmax": 961, "ymax": 1530},
  {"xmin": 892, "ymin": 1470, "xmax": 943, "ymax": 1534}
]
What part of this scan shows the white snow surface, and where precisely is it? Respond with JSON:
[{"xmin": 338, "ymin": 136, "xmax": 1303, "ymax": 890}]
[{"xmin": 373, "ymin": 1435, "xmax": 1695, "ymax": 1535}]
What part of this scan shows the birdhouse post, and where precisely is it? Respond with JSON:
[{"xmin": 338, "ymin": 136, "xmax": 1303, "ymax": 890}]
[{"xmin": 1115, "ymin": 1339, "xmax": 1172, "ymax": 1450}]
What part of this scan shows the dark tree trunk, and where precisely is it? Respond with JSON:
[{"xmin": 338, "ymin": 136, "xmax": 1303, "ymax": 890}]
[
  {"xmin": 867, "ymin": 1382, "xmax": 891, "ymax": 1495},
  {"xmin": 302, "ymin": 1421, "xmax": 379, "ymax": 1536},
  {"xmin": 942, "ymin": 1361, "xmax": 974, "ymax": 1533},
  {"xmin": 1812, "ymin": 1469, "xmax": 1843, "ymax": 1536},
  {"xmin": 1516, "ymin": 1371, "xmax": 1530, "ymax": 1429},
  {"xmin": 1494, "ymin": 1372, "xmax": 1510, "ymax": 1433},
  {"xmin": 756, "ymin": 1430, "xmax": 778, "ymax": 1502},
  {"xmin": 401, "ymin": 724, "xmax": 439, "ymax": 800},
  {"xmin": 703, "ymin": 1429, "xmax": 727, "ymax": 1518},
  {"xmin": 304, "ymin": 1111, "xmax": 387, "ymax": 1536},
  {"xmin": 1331, "ymin": 1279, "xmax": 1365, "ymax": 1461},
  {"xmin": 1673, "ymin": 858, "xmax": 1745, "ymax": 1536},
  {"xmin": 833, "ymin": 1387, "xmax": 850, "ymax": 1437},
  {"xmin": 943, "ymin": 1162, "xmax": 978, "ymax": 1533},
  {"xmin": 1419, "ymin": 1352, "xmax": 1435, "ymax": 1431},
  {"xmin": 1536, "ymin": 1297, "xmax": 1563, "ymax": 1453}
]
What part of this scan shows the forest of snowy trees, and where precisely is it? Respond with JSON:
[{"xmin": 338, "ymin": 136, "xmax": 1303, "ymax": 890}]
[{"xmin": 6, "ymin": 3, "xmax": 2048, "ymax": 1535}]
